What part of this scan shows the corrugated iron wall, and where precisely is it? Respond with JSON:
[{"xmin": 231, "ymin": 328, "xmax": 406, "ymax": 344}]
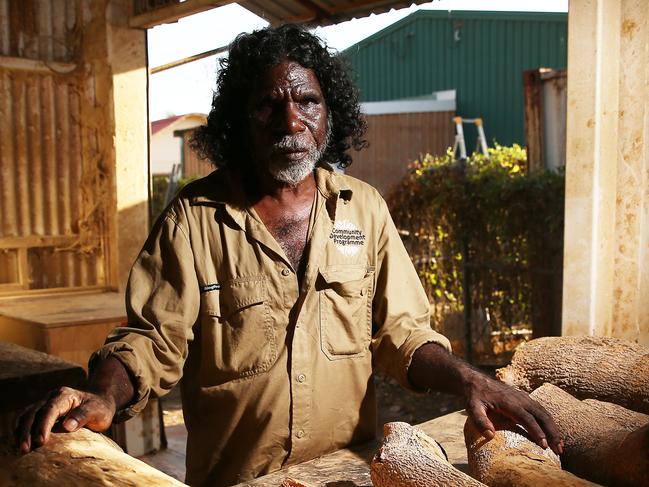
[
  {"xmin": 345, "ymin": 10, "xmax": 568, "ymax": 147},
  {"xmin": 347, "ymin": 110, "xmax": 454, "ymax": 196},
  {"xmin": 0, "ymin": 0, "xmax": 78, "ymax": 62},
  {"xmin": 0, "ymin": 1, "xmax": 109, "ymax": 295}
]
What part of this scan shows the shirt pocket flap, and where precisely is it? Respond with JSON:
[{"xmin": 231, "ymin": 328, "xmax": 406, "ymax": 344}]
[
  {"xmin": 221, "ymin": 276, "xmax": 268, "ymax": 316},
  {"xmin": 318, "ymin": 265, "xmax": 373, "ymax": 297}
]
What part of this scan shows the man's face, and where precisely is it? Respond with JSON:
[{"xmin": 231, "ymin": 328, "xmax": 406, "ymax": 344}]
[{"xmin": 247, "ymin": 60, "xmax": 330, "ymax": 186}]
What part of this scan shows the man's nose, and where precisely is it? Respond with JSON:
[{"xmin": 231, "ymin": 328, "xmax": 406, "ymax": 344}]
[{"xmin": 277, "ymin": 101, "xmax": 305, "ymax": 134}]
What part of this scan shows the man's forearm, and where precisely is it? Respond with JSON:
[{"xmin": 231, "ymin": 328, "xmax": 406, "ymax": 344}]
[
  {"xmin": 408, "ymin": 341, "xmax": 564, "ymax": 454},
  {"xmin": 408, "ymin": 342, "xmax": 483, "ymax": 395},
  {"xmin": 87, "ymin": 356, "xmax": 136, "ymax": 411}
]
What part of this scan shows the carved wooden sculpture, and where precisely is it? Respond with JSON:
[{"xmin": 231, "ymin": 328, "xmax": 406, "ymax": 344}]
[
  {"xmin": 0, "ymin": 428, "xmax": 185, "ymax": 486},
  {"xmin": 497, "ymin": 336, "xmax": 649, "ymax": 414},
  {"xmin": 531, "ymin": 383, "xmax": 649, "ymax": 487},
  {"xmin": 371, "ymin": 421, "xmax": 485, "ymax": 487}
]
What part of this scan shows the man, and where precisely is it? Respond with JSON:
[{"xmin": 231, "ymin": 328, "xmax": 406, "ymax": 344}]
[{"xmin": 16, "ymin": 25, "xmax": 562, "ymax": 486}]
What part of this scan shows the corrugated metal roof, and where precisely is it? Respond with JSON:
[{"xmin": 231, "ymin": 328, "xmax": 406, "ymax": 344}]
[
  {"xmin": 130, "ymin": 0, "xmax": 433, "ymax": 28},
  {"xmin": 151, "ymin": 113, "xmax": 207, "ymax": 135},
  {"xmin": 240, "ymin": 0, "xmax": 432, "ymax": 25}
]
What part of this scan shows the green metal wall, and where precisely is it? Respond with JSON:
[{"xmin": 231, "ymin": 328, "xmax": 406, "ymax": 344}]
[{"xmin": 344, "ymin": 10, "xmax": 568, "ymax": 147}]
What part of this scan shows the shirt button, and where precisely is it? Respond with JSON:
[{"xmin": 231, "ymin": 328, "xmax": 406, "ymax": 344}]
[
  {"xmin": 297, "ymin": 374, "xmax": 306, "ymax": 383},
  {"xmin": 281, "ymin": 268, "xmax": 290, "ymax": 276},
  {"xmin": 296, "ymin": 429, "xmax": 305, "ymax": 438}
]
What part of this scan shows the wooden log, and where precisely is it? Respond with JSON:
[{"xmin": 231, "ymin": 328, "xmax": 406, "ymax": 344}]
[
  {"xmin": 0, "ymin": 428, "xmax": 185, "ymax": 486},
  {"xmin": 497, "ymin": 336, "xmax": 649, "ymax": 414},
  {"xmin": 464, "ymin": 415, "xmax": 600, "ymax": 487},
  {"xmin": 582, "ymin": 398, "xmax": 649, "ymax": 431},
  {"xmin": 530, "ymin": 383, "xmax": 649, "ymax": 487},
  {"xmin": 371, "ymin": 422, "xmax": 485, "ymax": 487}
]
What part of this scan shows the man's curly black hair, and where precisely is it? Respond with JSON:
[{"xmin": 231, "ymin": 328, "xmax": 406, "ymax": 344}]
[{"xmin": 191, "ymin": 24, "xmax": 367, "ymax": 170}]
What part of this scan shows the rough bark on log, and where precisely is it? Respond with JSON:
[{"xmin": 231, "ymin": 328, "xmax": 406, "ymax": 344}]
[
  {"xmin": 582, "ymin": 398, "xmax": 649, "ymax": 431},
  {"xmin": 0, "ymin": 428, "xmax": 185, "ymax": 486},
  {"xmin": 371, "ymin": 421, "xmax": 485, "ymax": 487},
  {"xmin": 464, "ymin": 415, "xmax": 600, "ymax": 487},
  {"xmin": 497, "ymin": 336, "xmax": 649, "ymax": 414},
  {"xmin": 530, "ymin": 383, "xmax": 649, "ymax": 487}
]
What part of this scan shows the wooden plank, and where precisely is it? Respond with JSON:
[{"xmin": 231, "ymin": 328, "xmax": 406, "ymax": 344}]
[
  {"xmin": 129, "ymin": 0, "xmax": 231, "ymax": 29},
  {"xmin": 0, "ymin": 55, "xmax": 76, "ymax": 74},
  {"xmin": 236, "ymin": 410, "xmax": 469, "ymax": 486},
  {"xmin": 0, "ymin": 234, "xmax": 79, "ymax": 249},
  {"xmin": 0, "ymin": 285, "xmax": 110, "ymax": 299},
  {"xmin": 0, "ymin": 291, "xmax": 126, "ymax": 328},
  {"xmin": 17, "ymin": 248, "xmax": 28, "ymax": 289},
  {"xmin": 44, "ymin": 320, "xmax": 123, "ymax": 368}
]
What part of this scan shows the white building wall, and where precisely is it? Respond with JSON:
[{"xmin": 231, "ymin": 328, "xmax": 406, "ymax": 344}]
[{"xmin": 150, "ymin": 116, "xmax": 204, "ymax": 175}]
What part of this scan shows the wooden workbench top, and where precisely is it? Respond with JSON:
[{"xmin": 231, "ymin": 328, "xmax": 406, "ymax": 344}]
[
  {"xmin": 235, "ymin": 410, "xmax": 469, "ymax": 487},
  {"xmin": 0, "ymin": 341, "xmax": 85, "ymax": 384},
  {"xmin": 0, "ymin": 292, "xmax": 126, "ymax": 328}
]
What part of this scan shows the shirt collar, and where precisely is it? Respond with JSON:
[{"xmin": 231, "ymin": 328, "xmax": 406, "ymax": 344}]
[{"xmin": 189, "ymin": 163, "xmax": 354, "ymax": 229}]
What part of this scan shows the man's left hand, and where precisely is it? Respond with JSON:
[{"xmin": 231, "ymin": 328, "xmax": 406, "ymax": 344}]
[
  {"xmin": 408, "ymin": 342, "xmax": 564, "ymax": 455},
  {"xmin": 462, "ymin": 370, "xmax": 564, "ymax": 454}
]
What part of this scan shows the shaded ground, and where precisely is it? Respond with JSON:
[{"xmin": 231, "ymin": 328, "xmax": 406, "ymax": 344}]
[{"xmin": 375, "ymin": 372, "xmax": 465, "ymax": 427}]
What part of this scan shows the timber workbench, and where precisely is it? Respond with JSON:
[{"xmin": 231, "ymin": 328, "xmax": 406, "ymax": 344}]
[
  {"xmin": 235, "ymin": 409, "xmax": 469, "ymax": 486},
  {"xmin": 0, "ymin": 292, "xmax": 127, "ymax": 368}
]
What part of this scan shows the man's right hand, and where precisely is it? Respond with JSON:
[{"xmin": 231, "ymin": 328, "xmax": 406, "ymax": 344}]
[
  {"xmin": 15, "ymin": 386, "xmax": 116, "ymax": 454},
  {"xmin": 15, "ymin": 356, "xmax": 135, "ymax": 454}
]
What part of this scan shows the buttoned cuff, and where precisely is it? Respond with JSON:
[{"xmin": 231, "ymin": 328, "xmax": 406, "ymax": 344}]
[
  {"xmin": 399, "ymin": 330, "xmax": 452, "ymax": 393},
  {"xmin": 88, "ymin": 343, "xmax": 151, "ymax": 422}
]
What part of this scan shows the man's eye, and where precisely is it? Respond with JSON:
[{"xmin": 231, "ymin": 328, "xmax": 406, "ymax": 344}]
[{"xmin": 301, "ymin": 97, "xmax": 319, "ymax": 106}]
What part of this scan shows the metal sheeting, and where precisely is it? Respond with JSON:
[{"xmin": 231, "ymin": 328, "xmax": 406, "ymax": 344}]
[
  {"xmin": 0, "ymin": 69, "xmax": 103, "ymax": 291},
  {"xmin": 0, "ymin": 70, "xmax": 81, "ymax": 238},
  {"xmin": 0, "ymin": 0, "xmax": 78, "ymax": 62},
  {"xmin": 130, "ymin": 0, "xmax": 432, "ymax": 27},
  {"xmin": 345, "ymin": 10, "xmax": 568, "ymax": 147},
  {"xmin": 0, "ymin": 1, "xmax": 105, "ymax": 294},
  {"xmin": 347, "ymin": 110, "xmax": 454, "ymax": 196}
]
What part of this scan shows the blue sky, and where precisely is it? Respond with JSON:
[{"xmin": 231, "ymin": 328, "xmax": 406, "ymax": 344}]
[{"xmin": 147, "ymin": 1, "xmax": 568, "ymax": 120}]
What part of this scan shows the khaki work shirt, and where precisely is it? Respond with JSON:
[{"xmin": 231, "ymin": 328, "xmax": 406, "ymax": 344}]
[{"xmin": 91, "ymin": 166, "xmax": 450, "ymax": 486}]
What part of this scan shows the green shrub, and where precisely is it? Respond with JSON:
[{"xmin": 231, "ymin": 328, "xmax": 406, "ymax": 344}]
[
  {"xmin": 150, "ymin": 175, "xmax": 200, "ymax": 226},
  {"xmin": 388, "ymin": 144, "xmax": 564, "ymax": 342}
]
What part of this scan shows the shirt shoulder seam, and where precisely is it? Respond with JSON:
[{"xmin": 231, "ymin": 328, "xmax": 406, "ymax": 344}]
[{"xmin": 164, "ymin": 211, "xmax": 191, "ymax": 243}]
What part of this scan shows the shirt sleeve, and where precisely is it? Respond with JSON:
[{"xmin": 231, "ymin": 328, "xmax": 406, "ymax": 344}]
[
  {"xmin": 370, "ymin": 196, "xmax": 452, "ymax": 392},
  {"xmin": 88, "ymin": 206, "xmax": 200, "ymax": 421}
]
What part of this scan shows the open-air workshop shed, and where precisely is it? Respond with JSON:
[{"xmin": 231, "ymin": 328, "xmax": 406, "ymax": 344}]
[{"xmin": 0, "ymin": 0, "xmax": 647, "ymax": 445}]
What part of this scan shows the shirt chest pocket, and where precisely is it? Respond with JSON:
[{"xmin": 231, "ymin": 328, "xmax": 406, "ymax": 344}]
[
  {"xmin": 200, "ymin": 275, "xmax": 277, "ymax": 385},
  {"xmin": 318, "ymin": 265, "xmax": 374, "ymax": 360}
]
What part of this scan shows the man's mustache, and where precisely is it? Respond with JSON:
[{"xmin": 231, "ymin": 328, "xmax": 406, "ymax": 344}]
[{"xmin": 272, "ymin": 137, "xmax": 314, "ymax": 153}]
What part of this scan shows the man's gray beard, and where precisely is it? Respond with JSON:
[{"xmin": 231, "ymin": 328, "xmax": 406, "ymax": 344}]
[{"xmin": 268, "ymin": 118, "xmax": 332, "ymax": 186}]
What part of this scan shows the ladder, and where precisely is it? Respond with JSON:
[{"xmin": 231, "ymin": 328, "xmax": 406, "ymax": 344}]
[{"xmin": 452, "ymin": 116, "xmax": 490, "ymax": 160}]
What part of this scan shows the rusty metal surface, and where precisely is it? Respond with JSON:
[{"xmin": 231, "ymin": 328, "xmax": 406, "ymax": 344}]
[
  {"xmin": 131, "ymin": 0, "xmax": 432, "ymax": 27},
  {"xmin": 0, "ymin": 1, "xmax": 110, "ymax": 294},
  {"xmin": 523, "ymin": 68, "xmax": 567, "ymax": 172},
  {"xmin": 0, "ymin": 0, "xmax": 79, "ymax": 62}
]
